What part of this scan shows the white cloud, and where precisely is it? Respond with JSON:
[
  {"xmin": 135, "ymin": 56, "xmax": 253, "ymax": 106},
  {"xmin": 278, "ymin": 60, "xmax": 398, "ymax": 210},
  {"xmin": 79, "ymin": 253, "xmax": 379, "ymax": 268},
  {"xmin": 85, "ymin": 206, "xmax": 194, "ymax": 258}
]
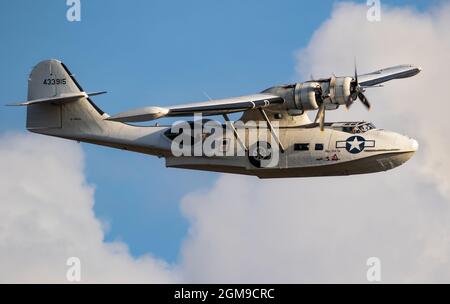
[
  {"xmin": 0, "ymin": 133, "xmax": 177, "ymax": 283},
  {"xmin": 177, "ymin": 2, "xmax": 450, "ymax": 283},
  {"xmin": 179, "ymin": 173, "xmax": 450, "ymax": 283}
]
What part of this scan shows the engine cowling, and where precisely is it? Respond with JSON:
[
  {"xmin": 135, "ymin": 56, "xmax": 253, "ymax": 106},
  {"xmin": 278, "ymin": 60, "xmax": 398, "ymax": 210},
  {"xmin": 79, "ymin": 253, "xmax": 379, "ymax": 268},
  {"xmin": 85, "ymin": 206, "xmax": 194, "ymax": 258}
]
[
  {"xmin": 328, "ymin": 76, "xmax": 352, "ymax": 106},
  {"xmin": 263, "ymin": 76, "xmax": 353, "ymax": 113},
  {"xmin": 288, "ymin": 77, "xmax": 352, "ymax": 111},
  {"xmin": 290, "ymin": 82, "xmax": 321, "ymax": 111}
]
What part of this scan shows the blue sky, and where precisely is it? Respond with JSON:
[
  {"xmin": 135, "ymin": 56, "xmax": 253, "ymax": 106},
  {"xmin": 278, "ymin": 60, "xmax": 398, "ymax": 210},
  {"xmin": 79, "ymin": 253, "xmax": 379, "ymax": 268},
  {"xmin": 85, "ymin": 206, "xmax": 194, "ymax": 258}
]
[{"xmin": 0, "ymin": 0, "xmax": 441, "ymax": 262}]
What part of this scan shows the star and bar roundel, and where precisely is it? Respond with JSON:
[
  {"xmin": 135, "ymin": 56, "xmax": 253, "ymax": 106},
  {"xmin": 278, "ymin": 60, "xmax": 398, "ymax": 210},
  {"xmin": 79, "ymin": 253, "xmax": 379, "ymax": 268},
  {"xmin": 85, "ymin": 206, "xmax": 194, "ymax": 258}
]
[{"xmin": 336, "ymin": 136, "xmax": 376, "ymax": 154}]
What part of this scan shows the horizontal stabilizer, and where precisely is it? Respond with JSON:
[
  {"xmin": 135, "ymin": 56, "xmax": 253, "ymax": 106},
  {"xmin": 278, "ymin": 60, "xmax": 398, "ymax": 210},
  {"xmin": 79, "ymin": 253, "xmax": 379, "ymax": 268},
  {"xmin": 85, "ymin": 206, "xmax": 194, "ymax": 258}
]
[
  {"xmin": 86, "ymin": 91, "xmax": 107, "ymax": 97},
  {"xmin": 7, "ymin": 91, "xmax": 107, "ymax": 106}
]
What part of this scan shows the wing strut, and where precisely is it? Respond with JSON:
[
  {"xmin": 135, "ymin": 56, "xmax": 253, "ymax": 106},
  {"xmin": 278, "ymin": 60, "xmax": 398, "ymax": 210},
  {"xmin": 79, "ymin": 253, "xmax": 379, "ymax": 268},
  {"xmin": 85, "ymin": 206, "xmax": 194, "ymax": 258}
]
[
  {"xmin": 222, "ymin": 114, "xmax": 248, "ymax": 152},
  {"xmin": 258, "ymin": 109, "xmax": 285, "ymax": 153}
]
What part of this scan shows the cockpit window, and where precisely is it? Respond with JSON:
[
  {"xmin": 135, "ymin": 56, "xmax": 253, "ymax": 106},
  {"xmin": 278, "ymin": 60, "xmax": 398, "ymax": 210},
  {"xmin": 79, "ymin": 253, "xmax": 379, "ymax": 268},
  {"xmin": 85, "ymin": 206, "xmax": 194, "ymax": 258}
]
[
  {"xmin": 333, "ymin": 122, "xmax": 376, "ymax": 134},
  {"xmin": 355, "ymin": 122, "xmax": 376, "ymax": 133}
]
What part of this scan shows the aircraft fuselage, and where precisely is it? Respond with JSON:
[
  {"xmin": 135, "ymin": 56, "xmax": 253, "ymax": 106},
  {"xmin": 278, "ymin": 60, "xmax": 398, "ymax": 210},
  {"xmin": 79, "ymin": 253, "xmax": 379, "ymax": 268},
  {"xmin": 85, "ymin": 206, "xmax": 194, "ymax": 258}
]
[{"xmin": 162, "ymin": 121, "xmax": 418, "ymax": 178}]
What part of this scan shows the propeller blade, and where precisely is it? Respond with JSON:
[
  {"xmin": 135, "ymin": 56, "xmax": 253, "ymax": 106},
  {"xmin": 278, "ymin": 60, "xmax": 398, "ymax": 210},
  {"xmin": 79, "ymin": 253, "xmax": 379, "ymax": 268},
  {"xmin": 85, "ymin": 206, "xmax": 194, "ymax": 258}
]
[
  {"xmin": 346, "ymin": 92, "xmax": 358, "ymax": 109},
  {"xmin": 345, "ymin": 95, "xmax": 353, "ymax": 109},
  {"xmin": 358, "ymin": 92, "xmax": 371, "ymax": 110},
  {"xmin": 354, "ymin": 57, "xmax": 359, "ymax": 85},
  {"xmin": 318, "ymin": 105, "xmax": 325, "ymax": 131}
]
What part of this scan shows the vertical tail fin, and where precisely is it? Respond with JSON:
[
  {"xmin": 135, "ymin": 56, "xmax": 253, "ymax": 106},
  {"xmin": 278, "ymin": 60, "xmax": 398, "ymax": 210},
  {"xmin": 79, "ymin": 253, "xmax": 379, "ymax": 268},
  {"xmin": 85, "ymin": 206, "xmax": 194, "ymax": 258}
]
[
  {"xmin": 26, "ymin": 60, "xmax": 106, "ymax": 132},
  {"xmin": 28, "ymin": 60, "xmax": 80, "ymax": 100}
]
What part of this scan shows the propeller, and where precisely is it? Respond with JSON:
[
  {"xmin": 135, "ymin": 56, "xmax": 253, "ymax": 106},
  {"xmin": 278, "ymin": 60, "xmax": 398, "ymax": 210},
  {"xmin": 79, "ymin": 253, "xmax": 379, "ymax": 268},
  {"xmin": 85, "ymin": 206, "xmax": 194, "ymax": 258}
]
[
  {"xmin": 313, "ymin": 76, "xmax": 333, "ymax": 132},
  {"xmin": 316, "ymin": 75, "xmax": 336, "ymax": 131},
  {"xmin": 316, "ymin": 104, "xmax": 325, "ymax": 131},
  {"xmin": 314, "ymin": 62, "xmax": 372, "ymax": 131},
  {"xmin": 347, "ymin": 62, "xmax": 371, "ymax": 110}
]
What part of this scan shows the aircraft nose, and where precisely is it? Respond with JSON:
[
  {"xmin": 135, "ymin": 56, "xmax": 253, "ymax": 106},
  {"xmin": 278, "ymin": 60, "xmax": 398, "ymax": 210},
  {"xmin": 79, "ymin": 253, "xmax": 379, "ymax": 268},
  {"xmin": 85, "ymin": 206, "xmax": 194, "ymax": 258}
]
[{"xmin": 410, "ymin": 138, "xmax": 419, "ymax": 152}]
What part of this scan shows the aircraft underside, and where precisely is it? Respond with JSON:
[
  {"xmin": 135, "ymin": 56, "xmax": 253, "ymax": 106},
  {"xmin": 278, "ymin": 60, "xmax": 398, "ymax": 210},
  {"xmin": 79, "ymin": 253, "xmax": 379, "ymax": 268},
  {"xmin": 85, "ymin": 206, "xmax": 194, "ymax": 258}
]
[{"xmin": 165, "ymin": 151, "xmax": 415, "ymax": 178}]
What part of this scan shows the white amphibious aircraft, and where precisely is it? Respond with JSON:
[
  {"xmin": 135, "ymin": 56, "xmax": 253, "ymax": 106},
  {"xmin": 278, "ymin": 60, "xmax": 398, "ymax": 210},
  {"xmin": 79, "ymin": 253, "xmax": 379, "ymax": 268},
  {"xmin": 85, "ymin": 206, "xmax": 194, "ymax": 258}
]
[{"xmin": 10, "ymin": 60, "xmax": 421, "ymax": 178}]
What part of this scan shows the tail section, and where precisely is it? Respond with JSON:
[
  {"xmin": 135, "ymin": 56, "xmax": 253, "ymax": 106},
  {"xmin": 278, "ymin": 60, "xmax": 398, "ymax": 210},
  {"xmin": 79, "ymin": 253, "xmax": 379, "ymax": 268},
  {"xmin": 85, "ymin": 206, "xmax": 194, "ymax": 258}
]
[
  {"xmin": 7, "ymin": 59, "xmax": 169, "ymax": 156},
  {"xmin": 24, "ymin": 60, "xmax": 107, "ymax": 134}
]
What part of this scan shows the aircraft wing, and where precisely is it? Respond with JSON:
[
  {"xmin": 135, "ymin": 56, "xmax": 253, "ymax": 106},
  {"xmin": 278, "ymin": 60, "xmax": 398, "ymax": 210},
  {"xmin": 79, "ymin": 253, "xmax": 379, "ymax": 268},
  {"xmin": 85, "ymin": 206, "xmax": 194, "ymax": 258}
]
[
  {"xmin": 358, "ymin": 64, "xmax": 422, "ymax": 87},
  {"xmin": 106, "ymin": 93, "xmax": 284, "ymax": 122}
]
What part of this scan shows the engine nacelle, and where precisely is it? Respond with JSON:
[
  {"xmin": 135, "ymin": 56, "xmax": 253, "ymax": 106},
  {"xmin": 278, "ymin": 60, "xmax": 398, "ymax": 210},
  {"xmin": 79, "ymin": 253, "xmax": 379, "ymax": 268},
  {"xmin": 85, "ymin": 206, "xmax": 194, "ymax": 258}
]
[
  {"xmin": 263, "ymin": 76, "xmax": 353, "ymax": 113},
  {"xmin": 328, "ymin": 76, "xmax": 352, "ymax": 106},
  {"xmin": 289, "ymin": 82, "xmax": 321, "ymax": 111}
]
